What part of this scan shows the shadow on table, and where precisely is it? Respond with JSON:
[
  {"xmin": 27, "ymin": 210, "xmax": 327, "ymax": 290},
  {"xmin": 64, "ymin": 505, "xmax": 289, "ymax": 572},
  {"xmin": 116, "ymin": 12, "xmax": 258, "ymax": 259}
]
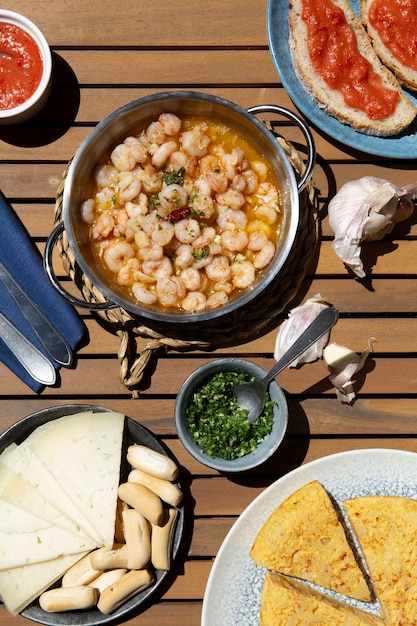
[{"xmin": 0, "ymin": 52, "xmax": 80, "ymax": 148}]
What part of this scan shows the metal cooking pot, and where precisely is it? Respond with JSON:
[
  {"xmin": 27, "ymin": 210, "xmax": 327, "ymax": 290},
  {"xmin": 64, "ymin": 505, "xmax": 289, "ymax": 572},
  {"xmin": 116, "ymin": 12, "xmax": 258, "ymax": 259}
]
[{"xmin": 44, "ymin": 91, "xmax": 315, "ymax": 325}]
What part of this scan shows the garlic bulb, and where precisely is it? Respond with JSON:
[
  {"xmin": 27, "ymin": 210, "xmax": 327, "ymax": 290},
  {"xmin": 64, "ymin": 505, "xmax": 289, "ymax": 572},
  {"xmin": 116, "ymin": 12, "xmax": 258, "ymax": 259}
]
[
  {"xmin": 274, "ymin": 294, "xmax": 331, "ymax": 367},
  {"xmin": 323, "ymin": 339, "xmax": 375, "ymax": 404},
  {"xmin": 328, "ymin": 177, "xmax": 417, "ymax": 278}
]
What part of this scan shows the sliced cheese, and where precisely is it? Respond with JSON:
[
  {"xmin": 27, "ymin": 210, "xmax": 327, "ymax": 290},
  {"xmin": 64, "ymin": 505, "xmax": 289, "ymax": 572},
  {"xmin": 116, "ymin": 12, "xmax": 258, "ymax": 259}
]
[
  {"xmin": 0, "ymin": 499, "xmax": 51, "ymax": 533},
  {"xmin": 21, "ymin": 410, "xmax": 125, "ymax": 549},
  {"xmin": 0, "ymin": 526, "xmax": 97, "ymax": 569},
  {"xmin": 1, "ymin": 441, "xmax": 99, "ymax": 543},
  {"xmin": 0, "ymin": 461, "xmax": 91, "ymax": 538},
  {"xmin": 0, "ymin": 551, "xmax": 89, "ymax": 616}
]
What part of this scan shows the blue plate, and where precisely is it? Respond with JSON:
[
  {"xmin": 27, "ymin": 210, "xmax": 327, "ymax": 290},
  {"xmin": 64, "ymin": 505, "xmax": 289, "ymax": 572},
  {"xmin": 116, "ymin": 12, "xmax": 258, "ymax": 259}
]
[{"xmin": 267, "ymin": 0, "xmax": 417, "ymax": 158}]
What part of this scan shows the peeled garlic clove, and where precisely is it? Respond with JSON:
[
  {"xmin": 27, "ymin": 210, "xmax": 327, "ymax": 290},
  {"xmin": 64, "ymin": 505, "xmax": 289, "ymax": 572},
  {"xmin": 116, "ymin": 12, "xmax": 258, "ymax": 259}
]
[
  {"xmin": 324, "ymin": 339, "xmax": 375, "ymax": 404},
  {"xmin": 274, "ymin": 294, "xmax": 330, "ymax": 366}
]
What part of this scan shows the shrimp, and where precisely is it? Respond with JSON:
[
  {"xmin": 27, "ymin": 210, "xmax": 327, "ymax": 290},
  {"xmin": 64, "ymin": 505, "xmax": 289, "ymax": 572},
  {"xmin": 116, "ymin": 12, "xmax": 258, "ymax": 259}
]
[
  {"xmin": 91, "ymin": 211, "xmax": 115, "ymax": 240},
  {"xmin": 250, "ymin": 160, "xmax": 269, "ymax": 181},
  {"xmin": 180, "ymin": 267, "xmax": 203, "ymax": 291},
  {"xmin": 158, "ymin": 112, "xmax": 182, "ymax": 136},
  {"xmin": 156, "ymin": 276, "xmax": 186, "ymax": 307},
  {"xmin": 145, "ymin": 121, "xmax": 166, "ymax": 145},
  {"xmin": 205, "ymin": 255, "xmax": 231, "ymax": 282},
  {"xmin": 123, "ymin": 136, "xmax": 149, "ymax": 164},
  {"xmin": 241, "ymin": 168, "xmax": 259, "ymax": 194},
  {"xmin": 132, "ymin": 282, "xmax": 158, "ymax": 305},
  {"xmin": 191, "ymin": 226, "xmax": 216, "ymax": 249},
  {"xmin": 142, "ymin": 211, "xmax": 162, "ymax": 236},
  {"xmin": 221, "ymin": 148, "xmax": 245, "ymax": 180},
  {"xmin": 256, "ymin": 182, "xmax": 280, "ymax": 205},
  {"xmin": 255, "ymin": 203, "xmax": 279, "ymax": 225},
  {"xmin": 103, "ymin": 240, "xmax": 136, "ymax": 272},
  {"xmin": 217, "ymin": 208, "xmax": 248, "ymax": 231},
  {"xmin": 137, "ymin": 242, "xmax": 164, "ymax": 261},
  {"xmin": 95, "ymin": 187, "xmax": 116, "ymax": 212},
  {"xmin": 152, "ymin": 140, "xmax": 178, "ymax": 169},
  {"xmin": 81, "ymin": 198, "xmax": 95, "ymax": 224},
  {"xmin": 231, "ymin": 260, "xmax": 255, "ymax": 289},
  {"xmin": 113, "ymin": 209, "xmax": 135, "ymax": 241},
  {"xmin": 215, "ymin": 188, "xmax": 246, "ymax": 210},
  {"xmin": 137, "ymin": 163, "xmax": 163, "ymax": 194},
  {"xmin": 222, "ymin": 230, "xmax": 249, "ymax": 253},
  {"xmin": 190, "ymin": 192, "xmax": 215, "ymax": 219},
  {"xmin": 253, "ymin": 240, "xmax": 275, "ymax": 269},
  {"xmin": 118, "ymin": 171, "xmax": 142, "ymax": 202},
  {"xmin": 180, "ymin": 126, "xmax": 211, "ymax": 157},
  {"xmin": 174, "ymin": 244, "xmax": 194, "ymax": 269},
  {"xmin": 247, "ymin": 229, "xmax": 269, "ymax": 251},
  {"xmin": 94, "ymin": 164, "xmax": 119, "ymax": 188},
  {"xmin": 110, "ymin": 141, "xmax": 140, "ymax": 172},
  {"xmin": 141, "ymin": 256, "xmax": 173, "ymax": 279},
  {"xmin": 158, "ymin": 184, "xmax": 188, "ymax": 212},
  {"xmin": 117, "ymin": 258, "xmax": 141, "ymax": 286},
  {"xmin": 181, "ymin": 291, "xmax": 207, "ymax": 312},
  {"xmin": 150, "ymin": 220, "xmax": 175, "ymax": 246},
  {"xmin": 174, "ymin": 218, "xmax": 201, "ymax": 244},
  {"xmin": 169, "ymin": 151, "xmax": 198, "ymax": 177},
  {"xmin": 206, "ymin": 290, "xmax": 229, "ymax": 309}
]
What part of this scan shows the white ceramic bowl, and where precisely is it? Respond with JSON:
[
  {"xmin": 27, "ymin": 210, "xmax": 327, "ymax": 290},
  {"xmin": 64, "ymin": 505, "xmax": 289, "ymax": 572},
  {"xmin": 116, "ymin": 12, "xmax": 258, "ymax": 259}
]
[
  {"xmin": 0, "ymin": 10, "xmax": 52, "ymax": 124},
  {"xmin": 174, "ymin": 358, "xmax": 288, "ymax": 472}
]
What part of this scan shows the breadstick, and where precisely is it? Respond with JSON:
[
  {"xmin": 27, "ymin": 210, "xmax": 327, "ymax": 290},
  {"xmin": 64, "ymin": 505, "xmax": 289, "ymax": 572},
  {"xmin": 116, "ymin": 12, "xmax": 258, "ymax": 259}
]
[
  {"xmin": 39, "ymin": 586, "xmax": 98, "ymax": 612},
  {"xmin": 122, "ymin": 508, "xmax": 151, "ymax": 570},
  {"xmin": 61, "ymin": 552, "xmax": 101, "ymax": 587},
  {"xmin": 127, "ymin": 445, "xmax": 178, "ymax": 481},
  {"xmin": 128, "ymin": 468, "xmax": 183, "ymax": 507},
  {"xmin": 118, "ymin": 482, "xmax": 164, "ymax": 526},
  {"xmin": 90, "ymin": 568, "xmax": 127, "ymax": 594},
  {"xmin": 97, "ymin": 569, "xmax": 155, "ymax": 615},
  {"xmin": 151, "ymin": 507, "xmax": 178, "ymax": 571},
  {"xmin": 90, "ymin": 543, "xmax": 128, "ymax": 570}
]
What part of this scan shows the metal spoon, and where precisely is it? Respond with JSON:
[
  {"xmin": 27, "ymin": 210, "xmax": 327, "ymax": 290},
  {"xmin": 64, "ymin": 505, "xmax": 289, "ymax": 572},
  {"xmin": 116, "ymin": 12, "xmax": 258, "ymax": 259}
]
[{"xmin": 234, "ymin": 306, "xmax": 339, "ymax": 423}]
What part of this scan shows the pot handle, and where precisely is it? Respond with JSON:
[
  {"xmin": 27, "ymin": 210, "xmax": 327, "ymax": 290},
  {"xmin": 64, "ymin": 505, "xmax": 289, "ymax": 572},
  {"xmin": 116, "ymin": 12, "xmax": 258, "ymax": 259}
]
[
  {"xmin": 43, "ymin": 222, "xmax": 119, "ymax": 311},
  {"xmin": 247, "ymin": 104, "xmax": 315, "ymax": 193}
]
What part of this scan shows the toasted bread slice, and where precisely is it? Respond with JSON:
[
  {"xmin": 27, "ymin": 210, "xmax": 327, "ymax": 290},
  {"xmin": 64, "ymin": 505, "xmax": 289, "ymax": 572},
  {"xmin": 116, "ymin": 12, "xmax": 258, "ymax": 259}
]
[
  {"xmin": 250, "ymin": 480, "xmax": 372, "ymax": 602},
  {"xmin": 361, "ymin": 0, "xmax": 417, "ymax": 91},
  {"xmin": 344, "ymin": 495, "xmax": 417, "ymax": 625},
  {"xmin": 260, "ymin": 572, "xmax": 385, "ymax": 625},
  {"xmin": 288, "ymin": 0, "xmax": 416, "ymax": 135}
]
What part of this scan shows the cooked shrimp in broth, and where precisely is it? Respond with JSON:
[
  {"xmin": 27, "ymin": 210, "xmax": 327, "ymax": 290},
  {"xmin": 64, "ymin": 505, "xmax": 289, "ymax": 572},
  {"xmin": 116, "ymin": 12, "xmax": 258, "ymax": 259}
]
[{"xmin": 83, "ymin": 111, "xmax": 283, "ymax": 313}]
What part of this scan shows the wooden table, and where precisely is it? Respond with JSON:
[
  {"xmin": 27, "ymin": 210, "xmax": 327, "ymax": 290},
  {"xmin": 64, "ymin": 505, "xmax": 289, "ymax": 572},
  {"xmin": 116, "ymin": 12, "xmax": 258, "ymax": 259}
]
[{"xmin": 1, "ymin": 1, "xmax": 417, "ymax": 624}]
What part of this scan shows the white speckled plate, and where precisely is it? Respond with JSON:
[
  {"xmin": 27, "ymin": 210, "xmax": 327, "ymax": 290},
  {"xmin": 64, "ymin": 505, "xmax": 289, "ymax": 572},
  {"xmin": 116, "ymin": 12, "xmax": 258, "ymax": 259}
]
[
  {"xmin": 201, "ymin": 448, "xmax": 417, "ymax": 626},
  {"xmin": 267, "ymin": 0, "xmax": 417, "ymax": 158}
]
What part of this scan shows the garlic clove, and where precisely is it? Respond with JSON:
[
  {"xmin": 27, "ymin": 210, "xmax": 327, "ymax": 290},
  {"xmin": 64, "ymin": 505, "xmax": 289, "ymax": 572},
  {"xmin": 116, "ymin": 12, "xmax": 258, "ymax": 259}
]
[
  {"xmin": 323, "ymin": 343, "xmax": 360, "ymax": 370},
  {"xmin": 324, "ymin": 339, "xmax": 375, "ymax": 404},
  {"xmin": 274, "ymin": 294, "xmax": 331, "ymax": 366}
]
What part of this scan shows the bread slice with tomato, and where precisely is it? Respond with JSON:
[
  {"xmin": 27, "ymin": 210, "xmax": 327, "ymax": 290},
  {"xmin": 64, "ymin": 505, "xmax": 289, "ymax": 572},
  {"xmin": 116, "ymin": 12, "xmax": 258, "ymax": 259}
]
[
  {"xmin": 288, "ymin": 0, "xmax": 416, "ymax": 136},
  {"xmin": 361, "ymin": 0, "xmax": 417, "ymax": 91}
]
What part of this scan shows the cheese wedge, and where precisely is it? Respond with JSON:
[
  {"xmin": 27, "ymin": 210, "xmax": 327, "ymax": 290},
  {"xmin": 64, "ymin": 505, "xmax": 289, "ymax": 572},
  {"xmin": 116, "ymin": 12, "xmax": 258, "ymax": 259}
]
[
  {"xmin": 0, "ymin": 461, "xmax": 91, "ymax": 538},
  {"xmin": 0, "ymin": 499, "xmax": 51, "ymax": 533},
  {"xmin": 1, "ymin": 442, "xmax": 99, "ymax": 543},
  {"xmin": 0, "ymin": 527, "xmax": 96, "ymax": 569},
  {"xmin": 344, "ymin": 495, "xmax": 417, "ymax": 624},
  {"xmin": 0, "ymin": 552, "xmax": 89, "ymax": 616},
  {"xmin": 250, "ymin": 480, "xmax": 371, "ymax": 601},
  {"xmin": 20, "ymin": 410, "xmax": 125, "ymax": 549},
  {"xmin": 260, "ymin": 572, "xmax": 384, "ymax": 625}
]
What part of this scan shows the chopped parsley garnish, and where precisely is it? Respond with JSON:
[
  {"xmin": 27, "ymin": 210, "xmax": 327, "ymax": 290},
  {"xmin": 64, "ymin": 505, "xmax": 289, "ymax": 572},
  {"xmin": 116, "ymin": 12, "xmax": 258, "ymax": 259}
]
[
  {"xmin": 192, "ymin": 246, "xmax": 210, "ymax": 261},
  {"xmin": 162, "ymin": 167, "xmax": 185, "ymax": 185},
  {"xmin": 185, "ymin": 370, "xmax": 275, "ymax": 460}
]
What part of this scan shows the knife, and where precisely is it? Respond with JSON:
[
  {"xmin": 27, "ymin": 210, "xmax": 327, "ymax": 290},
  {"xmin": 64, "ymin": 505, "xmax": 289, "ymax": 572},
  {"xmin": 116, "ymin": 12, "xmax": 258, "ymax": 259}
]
[
  {"xmin": 0, "ymin": 311, "xmax": 56, "ymax": 386},
  {"xmin": 0, "ymin": 259, "xmax": 72, "ymax": 366}
]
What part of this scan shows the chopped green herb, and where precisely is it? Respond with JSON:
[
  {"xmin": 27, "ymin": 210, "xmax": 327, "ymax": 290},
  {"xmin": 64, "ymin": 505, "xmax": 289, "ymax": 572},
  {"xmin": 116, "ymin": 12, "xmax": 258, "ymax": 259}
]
[
  {"xmin": 192, "ymin": 246, "xmax": 210, "ymax": 262},
  {"xmin": 162, "ymin": 167, "xmax": 185, "ymax": 185},
  {"xmin": 185, "ymin": 370, "xmax": 275, "ymax": 460}
]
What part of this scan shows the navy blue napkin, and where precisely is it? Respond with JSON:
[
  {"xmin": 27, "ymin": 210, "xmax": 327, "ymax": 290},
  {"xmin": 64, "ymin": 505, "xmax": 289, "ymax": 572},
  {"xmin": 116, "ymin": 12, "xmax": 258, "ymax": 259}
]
[{"xmin": 0, "ymin": 191, "xmax": 87, "ymax": 392}]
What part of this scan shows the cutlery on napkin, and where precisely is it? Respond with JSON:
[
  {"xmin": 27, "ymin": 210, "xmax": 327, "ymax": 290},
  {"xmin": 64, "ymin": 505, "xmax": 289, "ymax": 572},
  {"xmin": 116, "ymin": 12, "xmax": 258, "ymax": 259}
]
[{"xmin": 0, "ymin": 190, "xmax": 87, "ymax": 392}]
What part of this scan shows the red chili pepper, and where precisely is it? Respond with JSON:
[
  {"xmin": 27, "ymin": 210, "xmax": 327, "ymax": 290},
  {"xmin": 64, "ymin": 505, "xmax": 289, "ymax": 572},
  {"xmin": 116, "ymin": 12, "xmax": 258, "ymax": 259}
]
[{"xmin": 167, "ymin": 206, "xmax": 191, "ymax": 222}]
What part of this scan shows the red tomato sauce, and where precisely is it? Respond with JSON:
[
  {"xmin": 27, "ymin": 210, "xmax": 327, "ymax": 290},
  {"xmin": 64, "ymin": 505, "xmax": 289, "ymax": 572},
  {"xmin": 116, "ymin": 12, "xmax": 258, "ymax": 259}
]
[
  {"xmin": 369, "ymin": 0, "xmax": 417, "ymax": 71},
  {"xmin": 0, "ymin": 22, "xmax": 43, "ymax": 110},
  {"xmin": 301, "ymin": 0, "xmax": 400, "ymax": 120}
]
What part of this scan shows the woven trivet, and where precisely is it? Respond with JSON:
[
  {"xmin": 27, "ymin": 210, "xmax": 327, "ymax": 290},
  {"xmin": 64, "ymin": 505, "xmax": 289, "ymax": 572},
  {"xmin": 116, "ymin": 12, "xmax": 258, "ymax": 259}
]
[{"xmin": 54, "ymin": 135, "xmax": 319, "ymax": 396}]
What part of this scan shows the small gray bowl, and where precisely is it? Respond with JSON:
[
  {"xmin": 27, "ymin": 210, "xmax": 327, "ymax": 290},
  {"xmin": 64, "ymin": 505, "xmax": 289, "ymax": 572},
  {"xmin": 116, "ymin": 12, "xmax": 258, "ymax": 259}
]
[{"xmin": 174, "ymin": 358, "xmax": 288, "ymax": 472}]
